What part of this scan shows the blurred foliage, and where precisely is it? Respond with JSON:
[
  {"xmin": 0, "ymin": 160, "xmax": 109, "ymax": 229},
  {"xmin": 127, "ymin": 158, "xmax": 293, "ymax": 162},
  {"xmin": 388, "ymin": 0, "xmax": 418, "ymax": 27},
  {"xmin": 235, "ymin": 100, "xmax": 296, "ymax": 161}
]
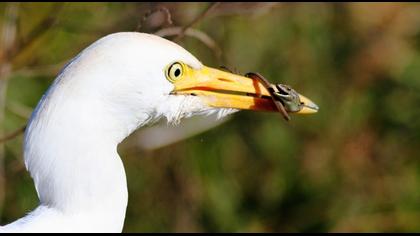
[{"xmin": 0, "ymin": 2, "xmax": 419, "ymax": 232}]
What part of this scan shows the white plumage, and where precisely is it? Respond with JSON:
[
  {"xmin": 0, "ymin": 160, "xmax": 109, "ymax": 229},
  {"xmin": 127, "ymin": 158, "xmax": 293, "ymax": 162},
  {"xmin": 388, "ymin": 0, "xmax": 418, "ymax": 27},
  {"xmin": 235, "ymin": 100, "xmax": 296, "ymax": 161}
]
[
  {"xmin": 0, "ymin": 31, "xmax": 317, "ymax": 233},
  {"xmin": 0, "ymin": 32, "xmax": 232, "ymax": 232}
]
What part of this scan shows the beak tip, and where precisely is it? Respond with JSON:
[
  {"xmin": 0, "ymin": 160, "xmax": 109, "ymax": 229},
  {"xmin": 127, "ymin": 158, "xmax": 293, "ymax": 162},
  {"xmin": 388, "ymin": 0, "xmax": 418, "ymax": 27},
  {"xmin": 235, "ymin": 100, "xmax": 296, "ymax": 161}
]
[
  {"xmin": 305, "ymin": 101, "xmax": 319, "ymax": 112},
  {"xmin": 297, "ymin": 94, "xmax": 319, "ymax": 114}
]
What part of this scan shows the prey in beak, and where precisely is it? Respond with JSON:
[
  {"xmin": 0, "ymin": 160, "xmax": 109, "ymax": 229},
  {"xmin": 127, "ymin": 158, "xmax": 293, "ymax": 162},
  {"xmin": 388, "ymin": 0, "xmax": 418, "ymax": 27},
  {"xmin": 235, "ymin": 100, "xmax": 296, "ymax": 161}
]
[
  {"xmin": 245, "ymin": 72, "xmax": 319, "ymax": 121},
  {"xmin": 166, "ymin": 62, "xmax": 318, "ymax": 121}
]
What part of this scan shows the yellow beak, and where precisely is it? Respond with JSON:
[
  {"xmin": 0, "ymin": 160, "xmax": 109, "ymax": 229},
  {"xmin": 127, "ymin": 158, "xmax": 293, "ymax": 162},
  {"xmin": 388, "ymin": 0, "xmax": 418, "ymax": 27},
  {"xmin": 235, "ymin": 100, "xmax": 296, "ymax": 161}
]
[{"xmin": 172, "ymin": 66, "xmax": 318, "ymax": 115}]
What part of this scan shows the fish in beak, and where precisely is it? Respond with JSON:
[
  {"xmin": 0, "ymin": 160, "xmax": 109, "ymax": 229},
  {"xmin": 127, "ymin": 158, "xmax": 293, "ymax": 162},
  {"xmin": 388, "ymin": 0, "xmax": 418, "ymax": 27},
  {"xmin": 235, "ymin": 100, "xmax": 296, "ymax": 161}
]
[{"xmin": 168, "ymin": 62, "xmax": 318, "ymax": 119}]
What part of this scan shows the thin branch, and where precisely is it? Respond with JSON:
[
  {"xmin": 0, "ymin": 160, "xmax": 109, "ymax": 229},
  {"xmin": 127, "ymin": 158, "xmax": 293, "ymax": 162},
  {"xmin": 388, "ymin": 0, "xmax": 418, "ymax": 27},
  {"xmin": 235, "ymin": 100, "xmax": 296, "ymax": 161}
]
[
  {"xmin": 3, "ymin": 3, "xmax": 65, "ymax": 67},
  {"xmin": 0, "ymin": 2, "xmax": 20, "ymax": 220},
  {"xmin": 11, "ymin": 60, "xmax": 68, "ymax": 77},
  {"xmin": 6, "ymin": 101, "xmax": 33, "ymax": 119},
  {"xmin": 155, "ymin": 26, "xmax": 222, "ymax": 60},
  {"xmin": 0, "ymin": 125, "xmax": 26, "ymax": 143},
  {"xmin": 136, "ymin": 7, "xmax": 173, "ymax": 33},
  {"xmin": 173, "ymin": 2, "xmax": 220, "ymax": 42},
  {"xmin": 210, "ymin": 2, "xmax": 280, "ymax": 17}
]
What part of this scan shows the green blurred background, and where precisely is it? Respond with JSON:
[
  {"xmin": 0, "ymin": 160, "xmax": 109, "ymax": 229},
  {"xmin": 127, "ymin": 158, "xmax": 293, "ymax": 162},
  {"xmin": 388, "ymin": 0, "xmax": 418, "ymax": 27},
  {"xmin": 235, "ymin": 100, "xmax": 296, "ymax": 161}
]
[{"xmin": 0, "ymin": 2, "xmax": 419, "ymax": 232}]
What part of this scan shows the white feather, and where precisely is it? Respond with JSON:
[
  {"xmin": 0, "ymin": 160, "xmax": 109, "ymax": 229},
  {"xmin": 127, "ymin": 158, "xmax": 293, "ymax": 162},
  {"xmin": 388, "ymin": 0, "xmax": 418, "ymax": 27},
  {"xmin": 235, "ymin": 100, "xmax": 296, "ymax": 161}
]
[{"xmin": 0, "ymin": 32, "xmax": 232, "ymax": 232}]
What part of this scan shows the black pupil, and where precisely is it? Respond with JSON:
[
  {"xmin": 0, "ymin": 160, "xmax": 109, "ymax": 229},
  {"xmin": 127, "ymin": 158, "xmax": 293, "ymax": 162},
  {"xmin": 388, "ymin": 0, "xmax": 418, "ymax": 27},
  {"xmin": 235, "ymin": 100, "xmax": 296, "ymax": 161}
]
[{"xmin": 174, "ymin": 68, "xmax": 181, "ymax": 77}]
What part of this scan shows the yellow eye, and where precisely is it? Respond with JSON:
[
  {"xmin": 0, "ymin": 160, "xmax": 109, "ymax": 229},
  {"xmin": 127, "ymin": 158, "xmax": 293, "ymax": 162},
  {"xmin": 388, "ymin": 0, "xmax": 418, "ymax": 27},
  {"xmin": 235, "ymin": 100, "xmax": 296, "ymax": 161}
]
[{"xmin": 166, "ymin": 62, "xmax": 184, "ymax": 83}]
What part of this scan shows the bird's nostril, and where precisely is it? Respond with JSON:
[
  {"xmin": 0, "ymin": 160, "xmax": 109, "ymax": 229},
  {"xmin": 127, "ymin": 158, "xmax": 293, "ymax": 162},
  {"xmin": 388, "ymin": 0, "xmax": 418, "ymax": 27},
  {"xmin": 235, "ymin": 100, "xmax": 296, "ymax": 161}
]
[{"xmin": 218, "ymin": 78, "xmax": 233, "ymax": 83}]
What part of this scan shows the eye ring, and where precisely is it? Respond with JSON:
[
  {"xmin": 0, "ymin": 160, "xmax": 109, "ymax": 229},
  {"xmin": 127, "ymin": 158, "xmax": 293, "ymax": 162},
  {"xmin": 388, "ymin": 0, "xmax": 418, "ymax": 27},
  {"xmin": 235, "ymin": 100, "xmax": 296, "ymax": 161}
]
[{"xmin": 166, "ymin": 62, "xmax": 184, "ymax": 83}]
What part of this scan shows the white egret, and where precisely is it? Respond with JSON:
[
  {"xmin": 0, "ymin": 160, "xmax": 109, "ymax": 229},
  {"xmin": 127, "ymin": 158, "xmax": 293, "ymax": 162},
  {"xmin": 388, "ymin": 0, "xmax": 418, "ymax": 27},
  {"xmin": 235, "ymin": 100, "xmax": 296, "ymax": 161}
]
[{"xmin": 0, "ymin": 32, "xmax": 317, "ymax": 232}]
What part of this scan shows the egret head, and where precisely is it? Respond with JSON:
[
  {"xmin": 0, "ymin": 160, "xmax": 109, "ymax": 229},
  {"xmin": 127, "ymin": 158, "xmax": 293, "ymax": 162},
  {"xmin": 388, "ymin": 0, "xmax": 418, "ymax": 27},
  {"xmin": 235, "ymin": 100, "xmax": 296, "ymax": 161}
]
[{"xmin": 55, "ymin": 32, "xmax": 317, "ymax": 139}]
